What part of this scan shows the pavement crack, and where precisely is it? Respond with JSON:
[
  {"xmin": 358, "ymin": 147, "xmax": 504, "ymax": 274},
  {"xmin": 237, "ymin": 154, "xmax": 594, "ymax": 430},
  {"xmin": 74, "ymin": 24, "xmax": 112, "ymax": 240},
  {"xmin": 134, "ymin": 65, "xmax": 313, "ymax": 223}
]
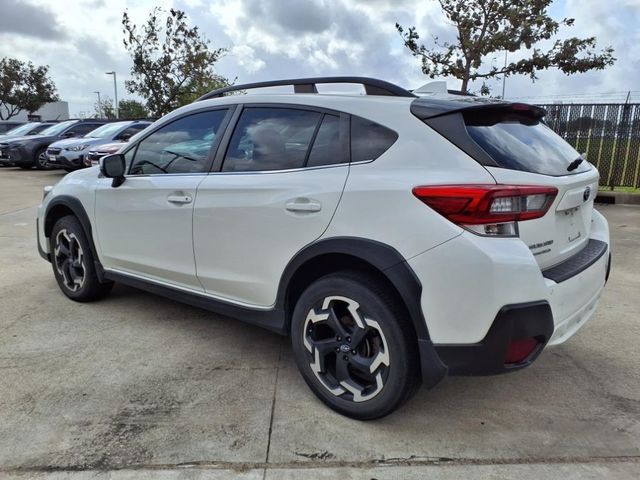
[
  {"xmin": 263, "ymin": 341, "xmax": 283, "ymax": 478},
  {"xmin": 4, "ymin": 455, "xmax": 640, "ymax": 473}
]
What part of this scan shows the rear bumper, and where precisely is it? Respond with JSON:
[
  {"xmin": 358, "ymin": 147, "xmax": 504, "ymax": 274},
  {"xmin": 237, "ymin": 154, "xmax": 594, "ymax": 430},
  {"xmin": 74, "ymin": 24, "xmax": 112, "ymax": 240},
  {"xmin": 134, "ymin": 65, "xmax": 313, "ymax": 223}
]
[
  {"xmin": 409, "ymin": 209, "xmax": 610, "ymax": 376},
  {"xmin": 435, "ymin": 301, "xmax": 554, "ymax": 375}
]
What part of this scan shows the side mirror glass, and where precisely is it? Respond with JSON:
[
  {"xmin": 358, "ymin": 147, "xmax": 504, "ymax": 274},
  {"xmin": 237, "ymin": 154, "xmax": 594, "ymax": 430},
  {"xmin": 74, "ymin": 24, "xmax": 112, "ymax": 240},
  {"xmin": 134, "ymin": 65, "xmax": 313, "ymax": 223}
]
[{"xmin": 100, "ymin": 153, "xmax": 126, "ymax": 187}]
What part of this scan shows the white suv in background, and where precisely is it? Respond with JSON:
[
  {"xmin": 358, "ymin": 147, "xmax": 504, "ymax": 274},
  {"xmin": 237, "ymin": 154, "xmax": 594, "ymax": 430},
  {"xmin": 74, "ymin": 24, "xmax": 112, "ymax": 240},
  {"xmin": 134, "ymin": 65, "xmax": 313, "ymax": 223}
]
[{"xmin": 37, "ymin": 77, "xmax": 611, "ymax": 419}]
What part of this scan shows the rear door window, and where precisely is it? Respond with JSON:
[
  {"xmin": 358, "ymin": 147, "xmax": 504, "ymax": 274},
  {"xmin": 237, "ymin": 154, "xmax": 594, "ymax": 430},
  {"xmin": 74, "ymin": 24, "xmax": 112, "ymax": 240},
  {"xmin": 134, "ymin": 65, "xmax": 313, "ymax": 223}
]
[
  {"xmin": 350, "ymin": 116, "xmax": 398, "ymax": 162},
  {"xmin": 464, "ymin": 112, "xmax": 591, "ymax": 176},
  {"xmin": 222, "ymin": 108, "xmax": 321, "ymax": 172}
]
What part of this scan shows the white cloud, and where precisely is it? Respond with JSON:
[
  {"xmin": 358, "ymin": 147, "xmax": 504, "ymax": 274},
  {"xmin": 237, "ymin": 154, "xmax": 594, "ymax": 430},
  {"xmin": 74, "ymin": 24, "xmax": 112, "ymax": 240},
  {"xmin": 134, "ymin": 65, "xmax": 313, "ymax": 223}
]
[{"xmin": 0, "ymin": 0, "xmax": 637, "ymax": 115}]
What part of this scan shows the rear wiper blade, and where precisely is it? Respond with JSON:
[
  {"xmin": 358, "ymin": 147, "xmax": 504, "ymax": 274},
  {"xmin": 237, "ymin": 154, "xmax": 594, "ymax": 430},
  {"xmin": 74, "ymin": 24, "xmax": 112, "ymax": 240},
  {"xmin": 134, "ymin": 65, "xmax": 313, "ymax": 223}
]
[{"xmin": 567, "ymin": 157, "xmax": 583, "ymax": 172}]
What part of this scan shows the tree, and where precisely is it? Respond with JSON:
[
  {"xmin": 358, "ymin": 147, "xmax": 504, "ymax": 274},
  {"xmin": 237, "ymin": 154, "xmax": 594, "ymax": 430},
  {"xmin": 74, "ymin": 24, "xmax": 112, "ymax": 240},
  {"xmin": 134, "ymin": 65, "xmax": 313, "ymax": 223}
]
[
  {"xmin": 396, "ymin": 0, "xmax": 616, "ymax": 93},
  {"xmin": 0, "ymin": 57, "xmax": 59, "ymax": 120},
  {"xmin": 118, "ymin": 99, "xmax": 149, "ymax": 119},
  {"xmin": 94, "ymin": 96, "xmax": 116, "ymax": 119},
  {"xmin": 122, "ymin": 7, "xmax": 231, "ymax": 116}
]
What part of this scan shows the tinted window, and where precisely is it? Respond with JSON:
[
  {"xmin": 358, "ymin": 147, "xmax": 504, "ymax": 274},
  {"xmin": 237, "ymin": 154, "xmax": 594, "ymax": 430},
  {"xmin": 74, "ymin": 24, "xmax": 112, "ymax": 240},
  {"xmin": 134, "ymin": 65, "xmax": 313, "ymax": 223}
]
[
  {"xmin": 5, "ymin": 122, "xmax": 38, "ymax": 136},
  {"xmin": 129, "ymin": 110, "xmax": 227, "ymax": 175},
  {"xmin": 67, "ymin": 123, "xmax": 103, "ymax": 137},
  {"xmin": 465, "ymin": 112, "xmax": 591, "ymax": 176},
  {"xmin": 85, "ymin": 121, "xmax": 131, "ymax": 138},
  {"xmin": 351, "ymin": 116, "xmax": 398, "ymax": 163},
  {"xmin": 307, "ymin": 114, "xmax": 343, "ymax": 167},
  {"xmin": 40, "ymin": 120, "xmax": 77, "ymax": 136},
  {"xmin": 118, "ymin": 123, "xmax": 148, "ymax": 139},
  {"xmin": 223, "ymin": 108, "xmax": 321, "ymax": 172}
]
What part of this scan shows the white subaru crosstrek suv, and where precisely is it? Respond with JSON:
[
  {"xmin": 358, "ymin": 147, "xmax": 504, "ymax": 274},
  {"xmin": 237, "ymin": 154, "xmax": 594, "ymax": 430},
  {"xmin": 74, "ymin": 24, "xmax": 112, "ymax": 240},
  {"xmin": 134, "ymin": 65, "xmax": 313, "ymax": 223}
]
[{"xmin": 37, "ymin": 77, "xmax": 611, "ymax": 419}]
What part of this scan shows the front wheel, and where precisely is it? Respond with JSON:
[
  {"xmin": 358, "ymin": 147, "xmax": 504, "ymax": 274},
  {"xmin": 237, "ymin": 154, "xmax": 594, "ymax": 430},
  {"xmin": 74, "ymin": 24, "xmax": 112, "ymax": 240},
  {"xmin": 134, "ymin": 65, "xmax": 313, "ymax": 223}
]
[
  {"xmin": 291, "ymin": 271, "xmax": 420, "ymax": 420},
  {"xmin": 50, "ymin": 215, "xmax": 113, "ymax": 302}
]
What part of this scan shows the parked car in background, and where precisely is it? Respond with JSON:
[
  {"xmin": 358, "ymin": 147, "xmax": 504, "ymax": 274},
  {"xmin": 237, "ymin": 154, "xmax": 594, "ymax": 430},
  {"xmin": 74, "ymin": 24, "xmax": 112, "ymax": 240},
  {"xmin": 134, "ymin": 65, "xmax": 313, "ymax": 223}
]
[
  {"xmin": 0, "ymin": 123, "xmax": 57, "ymax": 166},
  {"xmin": 0, "ymin": 120, "xmax": 26, "ymax": 134},
  {"xmin": 0, "ymin": 119, "xmax": 109, "ymax": 169},
  {"xmin": 46, "ymin": 120, "xmax": 152, "ymax": 172},
  {"xmin": 84, "ymin": 142, "xmax": 126, "ymax": 167},
  {"xmin": 0, "ymin": 122, "xmax": 56, "ymax": 142}
]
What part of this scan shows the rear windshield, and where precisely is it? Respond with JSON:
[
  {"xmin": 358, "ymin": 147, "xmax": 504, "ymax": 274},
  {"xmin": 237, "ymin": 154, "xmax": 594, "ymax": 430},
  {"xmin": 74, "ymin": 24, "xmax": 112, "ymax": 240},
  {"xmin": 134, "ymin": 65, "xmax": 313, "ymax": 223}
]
[{"xmin": 464, "ymin": 112, "xmax": 591, "ymax": 176}]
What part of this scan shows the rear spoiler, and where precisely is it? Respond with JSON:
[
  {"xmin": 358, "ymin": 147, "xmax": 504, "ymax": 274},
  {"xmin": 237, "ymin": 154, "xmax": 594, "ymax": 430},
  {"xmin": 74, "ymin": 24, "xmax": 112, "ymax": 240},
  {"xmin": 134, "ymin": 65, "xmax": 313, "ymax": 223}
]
[{"xmin": 411, "ymin": 97, "xmax": 547, "ymax": 120}]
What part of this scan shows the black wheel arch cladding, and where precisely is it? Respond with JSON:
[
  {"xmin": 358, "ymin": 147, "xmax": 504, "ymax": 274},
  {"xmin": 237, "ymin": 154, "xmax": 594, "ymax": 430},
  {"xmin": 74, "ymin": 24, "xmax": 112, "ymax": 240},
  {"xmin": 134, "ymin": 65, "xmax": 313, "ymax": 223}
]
[{"xmin": 277, "ymin": 236, "xmax": 448, "ymax": 388}]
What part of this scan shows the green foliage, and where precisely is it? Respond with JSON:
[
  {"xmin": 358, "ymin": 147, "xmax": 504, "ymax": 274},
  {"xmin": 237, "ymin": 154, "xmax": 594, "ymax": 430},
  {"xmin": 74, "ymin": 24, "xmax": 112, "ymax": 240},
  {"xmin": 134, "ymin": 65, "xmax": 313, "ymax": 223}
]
[
  {"xmin": 122, "ymin": 7, "xmax": 230, "ymax": 116},
  {"xmin": 94, "ymin": 97, "xmax": 116, "ymax": 119},
  {"xmin": 396, "ymin": 0, "xmax": 616, "ymax": 93},
  {"xmin": 0, "ymin": 57, "xmax": 59, "ymax": 120},
  {"xmin": 118, "ymin": 99, "xmax": 149, "ymax": 119}
]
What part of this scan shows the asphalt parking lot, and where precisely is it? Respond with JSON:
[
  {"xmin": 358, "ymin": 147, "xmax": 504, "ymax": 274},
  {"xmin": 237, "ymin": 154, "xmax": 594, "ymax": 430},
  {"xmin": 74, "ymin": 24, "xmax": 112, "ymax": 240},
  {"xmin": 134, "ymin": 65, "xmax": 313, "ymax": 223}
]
[{"xmin": 0, "ymin": 168, "xmax": 639, "ymax": 479}]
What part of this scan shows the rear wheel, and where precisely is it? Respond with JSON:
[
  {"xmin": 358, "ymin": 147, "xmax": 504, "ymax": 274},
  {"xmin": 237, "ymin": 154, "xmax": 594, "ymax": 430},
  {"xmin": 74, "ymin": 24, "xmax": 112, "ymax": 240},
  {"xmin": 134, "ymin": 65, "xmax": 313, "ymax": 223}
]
[
  {"xmin": 291, "ymin": 271, "xmax": 420, "ymax": 420},
  {"xmin": 50, "ymin": 215, "xmax": 113, "ymax": 301},
  {"xmin": 33, "ymin": 147, "xmax": 48, "ymax": 170}
]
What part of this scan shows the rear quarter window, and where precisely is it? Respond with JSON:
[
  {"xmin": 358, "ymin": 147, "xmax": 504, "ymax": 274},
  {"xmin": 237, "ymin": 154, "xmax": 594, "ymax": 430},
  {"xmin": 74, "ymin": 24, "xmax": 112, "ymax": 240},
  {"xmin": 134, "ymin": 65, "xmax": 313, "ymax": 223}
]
[
  {"xmin": 464, "ymin": 112, "xmax": 591, "ymax": 176},
  {"xmin": 350, "ymin": 116, "xmax": 398, "ymax": 163}
]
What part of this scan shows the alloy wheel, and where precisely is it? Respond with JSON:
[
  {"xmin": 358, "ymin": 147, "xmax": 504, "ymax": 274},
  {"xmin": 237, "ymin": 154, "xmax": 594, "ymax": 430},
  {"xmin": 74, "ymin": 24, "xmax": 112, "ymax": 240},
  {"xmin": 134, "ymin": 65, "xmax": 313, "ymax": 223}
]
[
  {"xmin": 53, "ymin": 229, "xmax": 86, "ymax": 292},
  {"xmin": 303, "ymin": 295, "xmax": 390, "ymax": 402}
]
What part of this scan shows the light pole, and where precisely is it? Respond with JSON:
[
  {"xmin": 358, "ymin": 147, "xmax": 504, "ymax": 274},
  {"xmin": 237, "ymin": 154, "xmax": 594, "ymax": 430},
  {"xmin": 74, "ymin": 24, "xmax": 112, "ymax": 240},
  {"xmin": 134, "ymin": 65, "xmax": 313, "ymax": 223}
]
[
  {"xmin": 93, "ymin": 91, "xmax": 102, "ymax": 118},
  {"xmin": 105, "ymin": 71, "xmax": 119, "ymax": 118},
  {"xmin": 501, "ymin": 51, "xmax": 508, "ymax": 99}
]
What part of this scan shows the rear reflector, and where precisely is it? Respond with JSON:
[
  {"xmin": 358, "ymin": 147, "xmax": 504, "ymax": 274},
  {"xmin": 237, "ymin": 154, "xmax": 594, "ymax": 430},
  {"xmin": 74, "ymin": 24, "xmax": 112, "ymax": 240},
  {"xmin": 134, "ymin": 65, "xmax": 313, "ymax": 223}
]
[
  {"xmin": 412, "ymin": 185, "xmax": 557, "ymax": 236},
  {"xmin": 505, "ymin": 337, "xmax": 539, "ymax": 364}
]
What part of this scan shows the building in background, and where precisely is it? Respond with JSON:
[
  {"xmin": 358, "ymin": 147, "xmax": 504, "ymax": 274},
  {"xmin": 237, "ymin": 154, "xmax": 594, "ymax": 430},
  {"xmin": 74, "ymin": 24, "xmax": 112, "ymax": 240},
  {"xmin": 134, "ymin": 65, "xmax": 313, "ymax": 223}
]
[{"xmin": 9, "ymin": 101, "xmax": 69, "ymax": 121}]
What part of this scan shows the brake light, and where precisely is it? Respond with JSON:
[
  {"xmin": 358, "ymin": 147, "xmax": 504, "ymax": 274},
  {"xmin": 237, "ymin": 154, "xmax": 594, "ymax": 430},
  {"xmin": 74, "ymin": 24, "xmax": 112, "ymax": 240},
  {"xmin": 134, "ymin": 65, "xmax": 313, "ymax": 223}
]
[{"xmin": 412, "ymin": 185, "xmax": 557, "ymax": 237}]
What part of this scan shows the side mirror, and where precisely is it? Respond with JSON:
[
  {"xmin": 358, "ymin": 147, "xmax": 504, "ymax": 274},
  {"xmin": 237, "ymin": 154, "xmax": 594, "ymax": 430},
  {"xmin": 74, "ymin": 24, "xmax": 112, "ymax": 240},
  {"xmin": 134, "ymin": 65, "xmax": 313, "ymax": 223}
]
[
  {"xmin": 120, "ymin": 132, "xmax": 132, "ymax": 142},
  {"xmin": 63, "ymin": 131, "xmax": 76, "ymax": 138},
  {"xmin": 100, "ymin": 153, "xmax": 126, "ymax": 187}
]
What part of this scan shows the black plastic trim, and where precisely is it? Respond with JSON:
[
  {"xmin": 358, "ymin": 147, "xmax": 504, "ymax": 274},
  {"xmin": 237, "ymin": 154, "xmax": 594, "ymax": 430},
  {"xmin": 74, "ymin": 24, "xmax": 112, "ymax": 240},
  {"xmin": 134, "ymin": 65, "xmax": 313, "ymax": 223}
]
[
  {"xmin": 543, "ymin": 239, "xmax": 608, "ymax": 283},
  {"xmin": 36, "ymin": 218, "xmax": 50, "ymax": 262},
  {"xmin": 435, "ymin": 301, "xmax": 554, "ymax": 376},
  {"xmin": 196, "ymin": 76, "xmax": 417, "ymax": 101},
  {"xmin": 43, "ymin": 195, "xmax": 105, "ymax": 281},
  {"xmin": 103, "ymin": 271, "xmax": 288, "ymax": 335},
  {"xmin": 274, "ymin": 236, "xmax": 448, "ymax": 389}
]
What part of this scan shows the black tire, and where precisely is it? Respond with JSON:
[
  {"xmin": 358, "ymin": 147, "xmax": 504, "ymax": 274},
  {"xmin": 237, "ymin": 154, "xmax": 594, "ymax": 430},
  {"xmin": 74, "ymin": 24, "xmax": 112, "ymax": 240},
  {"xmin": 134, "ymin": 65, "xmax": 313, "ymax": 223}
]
[
  {"xmin": 50, "ymin": 215, "xmax": 113, "ymax": 302},
  {"xmin": 291, "ymin": 270, "xmax": 420, "ymax": 420},
  {"xmin": 33, "ymin": 147, "xmax": 48, "ymax": 170}
]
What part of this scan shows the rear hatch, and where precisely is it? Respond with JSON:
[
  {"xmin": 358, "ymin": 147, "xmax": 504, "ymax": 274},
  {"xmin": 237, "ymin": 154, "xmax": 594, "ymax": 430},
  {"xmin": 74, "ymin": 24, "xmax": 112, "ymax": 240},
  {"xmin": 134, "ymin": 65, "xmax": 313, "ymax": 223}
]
[{"xmin": 414, "ymin": 99, "xmax": 599, "ymax": 269}]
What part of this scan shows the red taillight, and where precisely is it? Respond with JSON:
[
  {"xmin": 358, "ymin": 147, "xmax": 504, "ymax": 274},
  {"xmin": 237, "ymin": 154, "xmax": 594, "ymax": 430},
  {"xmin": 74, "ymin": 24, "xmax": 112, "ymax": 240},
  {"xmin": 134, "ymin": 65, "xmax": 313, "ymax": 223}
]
[
  {"xmin": 505, "ymin": 337, "xmax": 539, "ymax": 364},
  {"xmin": 412, "ymin": 185, "xmax": 557, "ymax": 234}
]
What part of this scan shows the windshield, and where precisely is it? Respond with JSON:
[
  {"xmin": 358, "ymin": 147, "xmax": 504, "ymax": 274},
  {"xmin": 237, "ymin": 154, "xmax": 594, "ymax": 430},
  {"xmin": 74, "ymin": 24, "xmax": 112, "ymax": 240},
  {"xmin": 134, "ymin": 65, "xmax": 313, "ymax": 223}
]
[
  {"xmin": 85, "ymin": 121, "xmax": 131, "ymax": 139},
  {"xmin": 5, "ymin": 123, "xmax": 39, "ymax": 136},
  {"xmin": 40, "ymin": 121, "xmax": 77, "ymax": 136},
  {"xmin": 465, "ymin": 112, "xmax": 592, "ymax": 176}
]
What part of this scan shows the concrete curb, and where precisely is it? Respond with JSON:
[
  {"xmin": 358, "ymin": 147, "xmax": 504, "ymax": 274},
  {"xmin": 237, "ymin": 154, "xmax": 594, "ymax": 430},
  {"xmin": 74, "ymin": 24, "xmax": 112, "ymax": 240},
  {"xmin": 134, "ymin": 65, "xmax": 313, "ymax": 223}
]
[{"xmin": 595, "ymin": 191, "xmax": 640, "ymax": 205}]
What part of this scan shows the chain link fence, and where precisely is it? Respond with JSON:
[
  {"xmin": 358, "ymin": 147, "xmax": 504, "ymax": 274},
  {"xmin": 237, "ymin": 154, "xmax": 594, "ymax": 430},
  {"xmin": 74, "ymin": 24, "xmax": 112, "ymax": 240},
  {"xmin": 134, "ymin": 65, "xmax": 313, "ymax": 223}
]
[{"xmin": 539, "ymin": 103, "xmax": 640, "ymax": 188}]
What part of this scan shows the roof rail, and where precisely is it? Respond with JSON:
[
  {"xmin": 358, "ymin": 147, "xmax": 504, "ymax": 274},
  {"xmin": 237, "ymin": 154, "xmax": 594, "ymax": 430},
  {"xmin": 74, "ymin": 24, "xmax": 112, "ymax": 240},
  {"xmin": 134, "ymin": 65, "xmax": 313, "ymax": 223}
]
[{"xmin": 196, "ymin": 76, "xmax": 418, "ymax": 101}]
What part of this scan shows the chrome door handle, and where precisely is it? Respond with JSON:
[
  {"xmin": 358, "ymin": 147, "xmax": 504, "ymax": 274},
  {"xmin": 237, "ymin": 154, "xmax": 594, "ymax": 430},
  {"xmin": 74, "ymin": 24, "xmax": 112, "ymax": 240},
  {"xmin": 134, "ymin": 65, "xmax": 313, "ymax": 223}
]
[
  {"xmin": 167, "ymin": 194, "xmax": 192, "ymax": 204},
  {"xmin": 285, "ymin": 200, "xmax": 322, "ymax": 212}
]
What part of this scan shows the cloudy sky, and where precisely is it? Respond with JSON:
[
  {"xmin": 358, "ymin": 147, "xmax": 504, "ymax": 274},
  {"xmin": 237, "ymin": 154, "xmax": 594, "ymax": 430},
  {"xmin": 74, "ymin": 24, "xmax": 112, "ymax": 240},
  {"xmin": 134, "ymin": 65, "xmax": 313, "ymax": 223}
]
[{"xmin": 1, "ymin": 0, "xmax": 639, "ymax": 116}]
